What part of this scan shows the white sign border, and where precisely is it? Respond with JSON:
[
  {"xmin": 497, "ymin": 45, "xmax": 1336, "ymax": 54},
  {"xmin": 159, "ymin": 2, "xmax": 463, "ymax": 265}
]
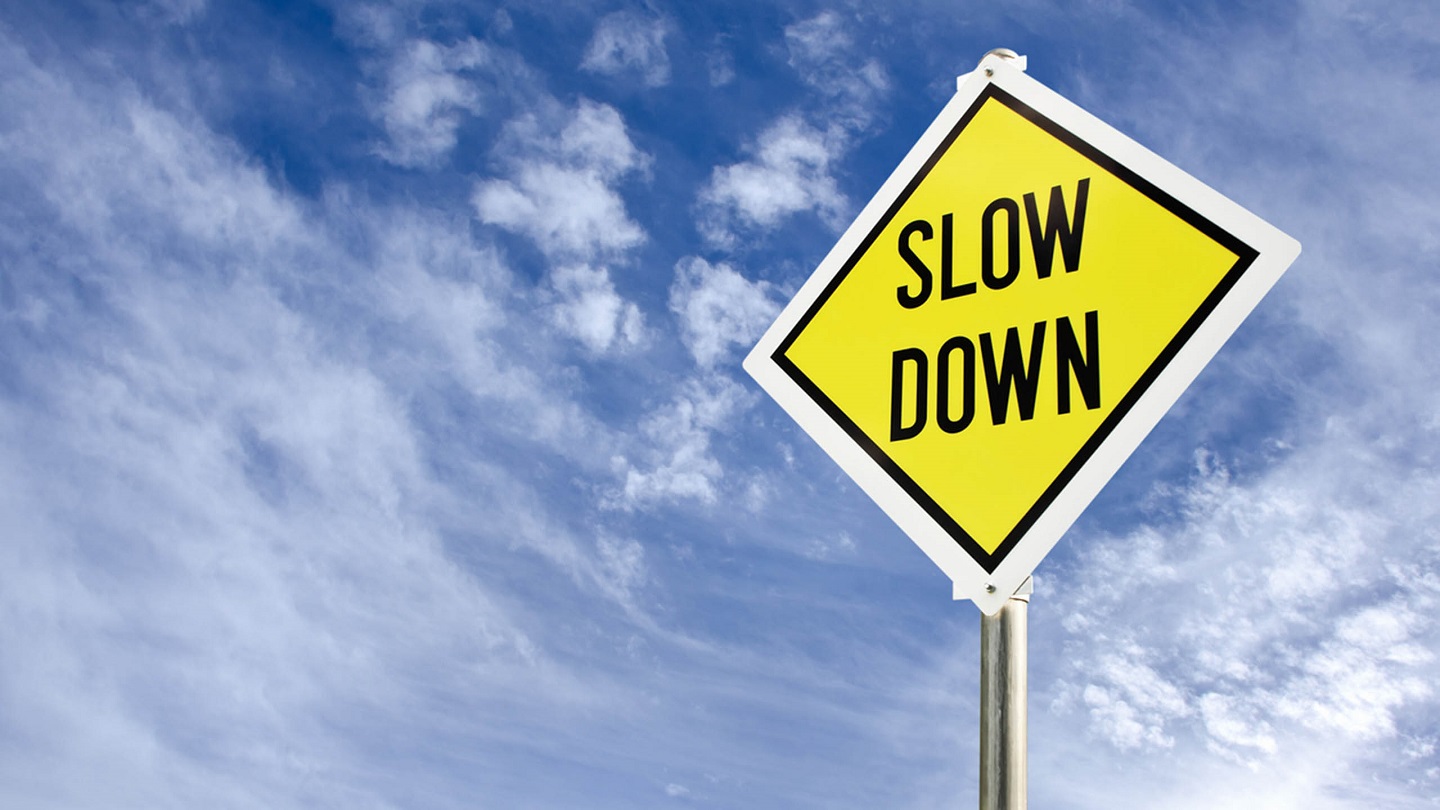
[{"xmin": 744, "ymin": 55, "xmax": 1300, "ymax": 615}]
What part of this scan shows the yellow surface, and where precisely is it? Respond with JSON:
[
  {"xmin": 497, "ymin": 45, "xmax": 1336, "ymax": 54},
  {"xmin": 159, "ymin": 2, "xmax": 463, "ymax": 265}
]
[{"xmin": 784, "ymin": 95, "xmax": 1240, "ymax": 555}]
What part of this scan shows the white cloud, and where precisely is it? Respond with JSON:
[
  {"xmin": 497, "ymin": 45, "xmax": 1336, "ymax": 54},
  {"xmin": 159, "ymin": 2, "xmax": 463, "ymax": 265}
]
[
  {"xmin": 1274, "ymin": 600, "xmax": 1433, "ymax": 740},
  {"xmin": 554, "ymin": 100, "xmax": 648, "ymax": 177},
  {"xmin": 353, "ymin": 204, "xmax": 620, "ymax": 451},
  {"xmin": 1075, "ymin": 649, "xmax": 1189, "ymax": 750},
  {"xmin": 548, "ymin": 264, "xmax": 645, "ymax": 354},
  {"xmin": 688, "ymin": 13, "xmax": 881, "ymax": 249},
  {"xmin": 693, "ymin": 12, "xmax": 888, "ymax": 250},
  {"xmin": 474, "ymin": 99, "xmax": 648, "ymax": 261},
  {"xmin": 668, "ymin": 257, "xmax": 778, "ymax": 369},
  {"xmin": 612, "ymin": 376, "xmax": 751, "ymax": 509},
  {"xmin": 332, "ymin": 2, "xmax": 407, "ymax": 48},
  {"xmin": 1079, "ymin": 684, "xmax": 1171, "ymax": 750},
  {"xmin": 597, "ymin": 533, "xmax": 648, "ymax": 604},
  {"xmin": 708, "ymin": 45, "xmax": 735, "ymax": 88},
  {"xmin": 1199, "ymin": 693, "xmax": 1277, "ymax": 763},
  {"xmin": 581, "ymin": 11, "xmax": 672, "ymax": 88},
  {"xmin": 1050, "ymin": 441, "xmax": 1440, "ymax": 768},
  {"xmin": 698, "ymin": 115, "xmax": 846, "ymax": 246},
  {"xmin": 784, "ymin": 11, "xmax": 889, "ymax": 131},
  {"xmin": 801, "ymin": 531, "xmax": 858, "ymax": 562},
  {"xmin": 373, "ymin": 37, "xmax": 491, "ymax": 168},
  {"xmin": 475, "ymin": 164, "xmax": 643, "ymax": 257}
]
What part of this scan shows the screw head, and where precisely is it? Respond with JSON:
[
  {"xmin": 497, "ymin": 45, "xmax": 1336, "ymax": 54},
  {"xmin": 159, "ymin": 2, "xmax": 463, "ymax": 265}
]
[{"xmin": 984, "ymin": 582, "xmax": 997, "ymax": 594}]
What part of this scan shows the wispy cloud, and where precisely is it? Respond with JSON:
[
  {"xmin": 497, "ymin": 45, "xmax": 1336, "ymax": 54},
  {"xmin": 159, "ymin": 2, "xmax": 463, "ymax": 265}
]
[
  {"xmin": 581, "ymin": 10, "xmax": 673, "ymax": 88},
  {"xmin": 697, "ymin": 114, "xmax": 846, "ymax": 247},
  {"xmin": 611, "ymin": 375, "xmax": 752, "ymax": 509},
  {"xmin": 783, "ymin": 10, "xmax": 889, "ymax": 132},
  {"xmin": 668, "ymin": 256, "xmax": 778, "ymax": 370},
  {"xmin": 470, "ymin": 98, "xmax": 651, "ymax": 356},
  {"xmin": 1044, "ymin": 440, "xmax": 1440, "ymax": 793},
  {"xmin": 696, "ymin": 11, "xmax": 889, "ymax": 248},
  {"xmin": 473, "ymin": 98, "xmax": 648, "ymax": 260},
  {"xmin": 372, "ymin": 37, "xmax": 492, "ymax": 168},
  {"xmin": 546, "ymin": 263, "xmax": 645, "ymax": 354}
]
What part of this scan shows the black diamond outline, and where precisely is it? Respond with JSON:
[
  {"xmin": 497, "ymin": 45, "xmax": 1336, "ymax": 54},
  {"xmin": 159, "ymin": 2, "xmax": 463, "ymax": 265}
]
[{"xmin": 773, "ymin": 84, "xmax": 1260, "ymax": 573}]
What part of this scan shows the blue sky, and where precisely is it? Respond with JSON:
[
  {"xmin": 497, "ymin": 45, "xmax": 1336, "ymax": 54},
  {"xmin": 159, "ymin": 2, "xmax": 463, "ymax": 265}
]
[{"xmin": 1, "ymin": 1, "xmax": 1438, "ymax": 807}]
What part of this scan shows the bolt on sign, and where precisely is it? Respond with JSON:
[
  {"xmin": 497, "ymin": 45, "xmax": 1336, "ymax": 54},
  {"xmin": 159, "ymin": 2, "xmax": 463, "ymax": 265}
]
[{"xmin": 744, "ymin": 54, "xmax": 1300, "ymax": 615}]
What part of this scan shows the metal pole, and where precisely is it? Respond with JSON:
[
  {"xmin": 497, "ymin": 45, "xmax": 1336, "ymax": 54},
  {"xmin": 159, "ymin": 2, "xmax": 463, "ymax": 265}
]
[{"xmin": 979, "ymin": 576, "xmax": 1031, "ymax": 810}]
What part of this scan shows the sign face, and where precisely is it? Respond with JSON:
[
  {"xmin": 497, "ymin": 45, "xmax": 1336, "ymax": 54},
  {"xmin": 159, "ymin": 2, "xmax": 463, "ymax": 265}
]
[{"xmin": 744, "ymin": 55, "xmax": 1300, "ymax": 614}]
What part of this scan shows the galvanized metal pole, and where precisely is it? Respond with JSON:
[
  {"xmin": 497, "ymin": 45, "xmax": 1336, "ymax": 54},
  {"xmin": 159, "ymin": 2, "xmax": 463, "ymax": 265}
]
[{"xmin": 979, "ymin": 577, "xmax": 1031, "ymax": 810}]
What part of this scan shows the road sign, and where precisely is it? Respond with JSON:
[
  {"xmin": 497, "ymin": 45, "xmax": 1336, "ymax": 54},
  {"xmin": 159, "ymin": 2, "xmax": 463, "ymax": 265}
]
[{"xmin": 744, "ymin": 53, "xmax": 1300, "ymax": 614}]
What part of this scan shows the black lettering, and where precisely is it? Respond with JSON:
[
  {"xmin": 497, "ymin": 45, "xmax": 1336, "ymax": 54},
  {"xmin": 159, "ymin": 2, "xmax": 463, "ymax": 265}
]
[
  {"xmin": 981, "ymin": 198, "xmax": 1021, "ymax": 291},
  {"xmin": 897, "ymin": 220, "xmax": 934, "ymax": 308},
  {"xmin": 980, "ymin": 321, "xmax": 1046, "ymax": 425},
  {"xmin": 1056, "ymin": 310, "xmax": 1100, "ymax": 414},
  {"xmin": 940, "ymin": 212, "xmax": 976, "ymax": 300},
  {"xmin": 936, "ymin": 336, "xmax": 976, "ymax": 434},
  {"xmin": 1025, "ymin": 179, "xmax": 1089, "ymax": 279},
  {"xmin": 890, "ymin": 347, "xmax": 928, "ymax": 441}
]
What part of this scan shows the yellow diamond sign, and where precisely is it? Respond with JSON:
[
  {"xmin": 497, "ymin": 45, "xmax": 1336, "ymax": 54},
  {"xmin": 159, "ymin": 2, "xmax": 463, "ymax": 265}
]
[{"xmin": 745, "ymin": 56, "xmax": 1299, "ymax": 614}]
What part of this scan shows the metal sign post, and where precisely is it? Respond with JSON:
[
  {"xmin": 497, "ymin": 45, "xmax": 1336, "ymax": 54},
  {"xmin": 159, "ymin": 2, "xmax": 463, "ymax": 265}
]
[{"xmin": 980, "ymin": 577, "xmax": 1031, "ymax": 810}]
